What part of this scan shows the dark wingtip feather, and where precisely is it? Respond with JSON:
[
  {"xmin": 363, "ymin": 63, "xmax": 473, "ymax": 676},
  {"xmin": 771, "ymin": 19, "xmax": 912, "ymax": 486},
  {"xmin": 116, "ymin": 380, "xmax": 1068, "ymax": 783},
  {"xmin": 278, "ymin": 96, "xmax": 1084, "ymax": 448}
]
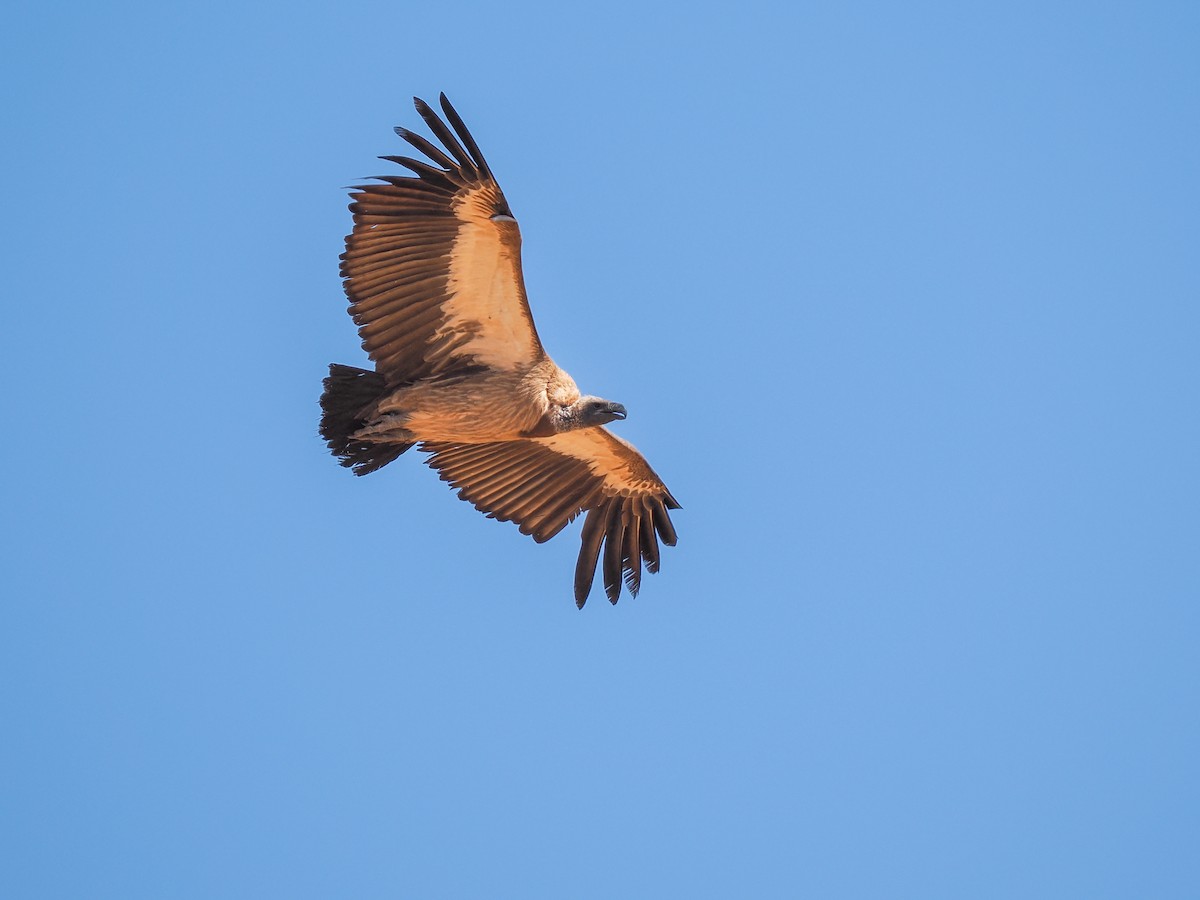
[
  {"xmin": 574, "ymin": 504, "xmax": 609, "ymax": 608},
  {"xmin": 437, "ymin": 93, "xmax": 492, "ymax": 180},
  {"xmin": 409, "ymin": 95, "xmax": 476, "ymax": 176},
  {"xmin": 603, "ymin": 510, "xmax": 627, "ymax": 605},
  {"xmin": 392, "ymin": 125, "xmax": 459, "ymax": 173},
  {"xmin": 651, "ymin": 500, "xmax": 678, "ymax": 547},
  {"xmin": 623, "ymin": 511, "xmax": 642, "ymax": 598},
  {"xmin": 639, "ymin": 510, "xmax": 661, "ymax": 574},
  {"xmin": 381, "ymin": 155, "xmax": 461, "ymax": 191}
]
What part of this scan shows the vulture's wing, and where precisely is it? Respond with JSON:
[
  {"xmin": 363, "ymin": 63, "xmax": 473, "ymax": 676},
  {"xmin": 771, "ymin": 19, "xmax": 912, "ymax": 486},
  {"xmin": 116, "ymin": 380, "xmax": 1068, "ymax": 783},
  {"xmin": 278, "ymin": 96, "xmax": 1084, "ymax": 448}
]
[
  {"xmin": 421, "ymin": 430, "xmax": 680, "ymax": 607},
  {"xmin": 342, "ymin": 94, "xmax": 544, "ymax": 386}
]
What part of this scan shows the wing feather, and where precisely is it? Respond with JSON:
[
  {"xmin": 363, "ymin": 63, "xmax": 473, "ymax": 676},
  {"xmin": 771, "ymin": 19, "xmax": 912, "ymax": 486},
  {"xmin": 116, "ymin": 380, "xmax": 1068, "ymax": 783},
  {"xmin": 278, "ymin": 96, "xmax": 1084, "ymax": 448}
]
[
  {"xmin": 389, "ymin": 131, "xmax": 459, "ymax": 173},
  {"xmin": 603, "ymin": 510, "xmax": 627, "ymax": 605},
  {"xmin": 414, "ymin": 96, "xmax": 479, "ymax": 177},
  {"xmin": 437, "ymin": 93, "xmax": 495, "ymax": 179},
  {"xmin": 623, "ymin": 511, "xmax": 642, "ymax": 597},
  {"xmin": 574, "ymin": 502, "xmax": 612, "ymax": 606},
  {"xmin": 421, "ymin": 428, "xmax": 678, "ymax": 607},
  {"xmin": 382, "ymin": 156, "xmax": 470, "ymax": 188},
  {"xmin": 638, "ymin": 498, "xmax": 661, "ymax": 574},
  {"xmin": 341, "ymin": 96, "xmax": 544, "ymax": 386}
]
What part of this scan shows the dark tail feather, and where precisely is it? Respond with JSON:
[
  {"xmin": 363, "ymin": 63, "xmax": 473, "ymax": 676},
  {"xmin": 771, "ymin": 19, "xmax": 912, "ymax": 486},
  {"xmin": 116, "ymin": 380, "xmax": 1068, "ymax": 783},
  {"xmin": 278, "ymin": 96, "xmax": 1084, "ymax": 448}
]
[{"xmin": 319, "ymin": 364, "xmax": 412, "ymax": 475}]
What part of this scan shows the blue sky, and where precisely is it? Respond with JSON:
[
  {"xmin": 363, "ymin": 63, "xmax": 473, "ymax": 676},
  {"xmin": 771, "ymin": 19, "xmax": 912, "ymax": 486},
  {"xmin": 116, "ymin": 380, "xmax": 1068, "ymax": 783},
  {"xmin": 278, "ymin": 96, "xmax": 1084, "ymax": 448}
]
[{"xmin": 3, "ymin": 1, "xmax": 1198, "ymax": 897}]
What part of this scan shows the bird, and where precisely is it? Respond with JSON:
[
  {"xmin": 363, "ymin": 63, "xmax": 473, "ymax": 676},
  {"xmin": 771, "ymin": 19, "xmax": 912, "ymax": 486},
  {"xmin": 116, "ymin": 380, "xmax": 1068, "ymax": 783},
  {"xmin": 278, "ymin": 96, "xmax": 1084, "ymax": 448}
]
[{"xmin": 319, "ymin": 94, "xmax": 679, "ymax": 607}]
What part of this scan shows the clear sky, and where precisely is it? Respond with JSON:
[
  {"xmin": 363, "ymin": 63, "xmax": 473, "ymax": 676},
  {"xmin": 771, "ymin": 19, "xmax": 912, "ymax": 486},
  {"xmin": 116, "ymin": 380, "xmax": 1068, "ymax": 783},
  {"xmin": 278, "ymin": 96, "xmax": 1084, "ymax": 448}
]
[{"xmin": 3, "ymin": 1, "xmax": 1198, "ymax": 897}]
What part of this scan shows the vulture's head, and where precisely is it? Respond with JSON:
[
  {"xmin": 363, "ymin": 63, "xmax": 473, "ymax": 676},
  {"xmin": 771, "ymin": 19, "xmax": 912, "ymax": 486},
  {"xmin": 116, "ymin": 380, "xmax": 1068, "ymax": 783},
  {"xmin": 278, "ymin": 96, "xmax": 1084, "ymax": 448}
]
[
  {"xmin": 585, "ymin": 397, "xmax": 627, "ymax": 426},
  {"xmin": 569, "ymin": 396, "xmax": 627, "ymax": 430}
]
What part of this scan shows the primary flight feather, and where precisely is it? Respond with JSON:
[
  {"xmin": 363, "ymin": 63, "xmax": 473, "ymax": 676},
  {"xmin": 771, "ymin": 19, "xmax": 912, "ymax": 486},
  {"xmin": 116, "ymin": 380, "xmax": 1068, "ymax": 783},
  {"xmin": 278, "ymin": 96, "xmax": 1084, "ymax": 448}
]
[{"xmin": 319, "ymin": 94, "xmax": 679, "ymax": 607}]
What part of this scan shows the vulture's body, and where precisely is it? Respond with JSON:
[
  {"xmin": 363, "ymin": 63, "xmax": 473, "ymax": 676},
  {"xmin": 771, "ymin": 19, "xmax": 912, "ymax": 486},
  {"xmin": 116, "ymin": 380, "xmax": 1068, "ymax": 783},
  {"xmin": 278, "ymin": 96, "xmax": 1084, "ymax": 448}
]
[{"xmin": 319, "ymin": 95, "xmax": 679, "ymax": 606}]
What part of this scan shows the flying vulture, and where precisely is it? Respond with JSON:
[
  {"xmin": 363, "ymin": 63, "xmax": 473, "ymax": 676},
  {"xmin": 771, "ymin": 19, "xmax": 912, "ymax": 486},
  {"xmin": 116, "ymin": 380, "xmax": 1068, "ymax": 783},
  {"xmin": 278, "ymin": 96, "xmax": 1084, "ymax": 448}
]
[{"xmin": 319, "ymin": 94, "xmax": 679, "ymax": 607}]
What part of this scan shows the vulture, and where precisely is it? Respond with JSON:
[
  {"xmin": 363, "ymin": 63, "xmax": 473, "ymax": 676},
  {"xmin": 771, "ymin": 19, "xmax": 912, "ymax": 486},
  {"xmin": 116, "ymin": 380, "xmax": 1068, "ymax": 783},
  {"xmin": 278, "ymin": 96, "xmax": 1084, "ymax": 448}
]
[{"xmin": 319, "ymin": 94, "xmax": 679, "ymax": 607}]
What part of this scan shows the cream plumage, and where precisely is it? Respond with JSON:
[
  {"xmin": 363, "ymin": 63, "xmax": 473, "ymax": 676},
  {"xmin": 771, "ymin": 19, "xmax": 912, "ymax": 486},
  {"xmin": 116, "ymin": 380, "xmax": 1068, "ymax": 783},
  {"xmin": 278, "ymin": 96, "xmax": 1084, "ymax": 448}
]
[{"xmin": 319, "ymin": 94, "xmax": 679, "ymax": 606}]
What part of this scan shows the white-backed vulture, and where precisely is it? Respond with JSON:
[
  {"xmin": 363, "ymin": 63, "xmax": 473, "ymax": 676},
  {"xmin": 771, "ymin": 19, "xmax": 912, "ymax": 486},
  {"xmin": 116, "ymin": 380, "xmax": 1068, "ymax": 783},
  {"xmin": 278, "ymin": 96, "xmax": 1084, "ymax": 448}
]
[{"xmin": 319, "ymin": 94, "xmax": 679, "ymax": 607}]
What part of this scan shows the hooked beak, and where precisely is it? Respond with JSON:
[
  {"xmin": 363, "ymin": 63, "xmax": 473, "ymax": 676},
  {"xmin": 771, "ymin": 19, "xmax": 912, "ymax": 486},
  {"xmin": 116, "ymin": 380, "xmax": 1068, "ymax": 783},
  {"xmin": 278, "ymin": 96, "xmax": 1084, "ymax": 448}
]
[{"xmin": 608, "ymin": 402, "xmax": 627, "ymax": 421}]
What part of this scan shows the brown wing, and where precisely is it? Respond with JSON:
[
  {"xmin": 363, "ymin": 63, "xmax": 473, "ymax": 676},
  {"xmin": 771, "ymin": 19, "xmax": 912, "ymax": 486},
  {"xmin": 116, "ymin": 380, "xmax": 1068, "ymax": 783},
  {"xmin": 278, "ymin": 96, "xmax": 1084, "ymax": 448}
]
[
  {"xmin": 421, "ymin": 429, "xmax": 680, "ymax": 607},
  {"xmin": 341, "ymin": 94, "xmax": 545, "ymax": 387}
]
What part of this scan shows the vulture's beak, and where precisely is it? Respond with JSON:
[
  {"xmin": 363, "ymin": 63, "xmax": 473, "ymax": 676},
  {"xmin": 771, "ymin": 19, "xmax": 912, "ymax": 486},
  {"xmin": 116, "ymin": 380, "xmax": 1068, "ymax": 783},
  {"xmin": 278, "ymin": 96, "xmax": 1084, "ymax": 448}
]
[{"xmin": 609, "ymin": 403, "xmax": 627, "ymax": 420}]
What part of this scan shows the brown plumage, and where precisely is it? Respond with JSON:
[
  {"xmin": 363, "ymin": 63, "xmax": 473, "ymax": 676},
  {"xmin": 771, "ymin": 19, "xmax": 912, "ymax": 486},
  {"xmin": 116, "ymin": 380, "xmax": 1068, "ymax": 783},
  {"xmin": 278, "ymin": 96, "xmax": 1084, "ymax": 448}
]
[{"xmin": 319, "ymin": 94, "xmax": 679, "ymax": 607}]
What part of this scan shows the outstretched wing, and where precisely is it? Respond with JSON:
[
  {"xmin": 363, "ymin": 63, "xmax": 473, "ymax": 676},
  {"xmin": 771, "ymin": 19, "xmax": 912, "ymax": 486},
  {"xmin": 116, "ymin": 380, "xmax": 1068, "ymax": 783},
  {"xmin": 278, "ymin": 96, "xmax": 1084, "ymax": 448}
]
[
  {"xmin": 342, "ymin": 94, "xmax": 545, "ymax": 387},
  {"xmin": 421, "ymin": 430, "xmax": 680, "ymax": 607}
]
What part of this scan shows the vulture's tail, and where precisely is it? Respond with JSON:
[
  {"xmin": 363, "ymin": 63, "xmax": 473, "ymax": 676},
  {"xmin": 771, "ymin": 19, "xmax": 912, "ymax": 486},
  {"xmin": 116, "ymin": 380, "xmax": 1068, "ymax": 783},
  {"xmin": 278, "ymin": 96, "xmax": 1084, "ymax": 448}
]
[{"xmin": 319, "ymin": 364, "xmax": 412, "ymax": 476}]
